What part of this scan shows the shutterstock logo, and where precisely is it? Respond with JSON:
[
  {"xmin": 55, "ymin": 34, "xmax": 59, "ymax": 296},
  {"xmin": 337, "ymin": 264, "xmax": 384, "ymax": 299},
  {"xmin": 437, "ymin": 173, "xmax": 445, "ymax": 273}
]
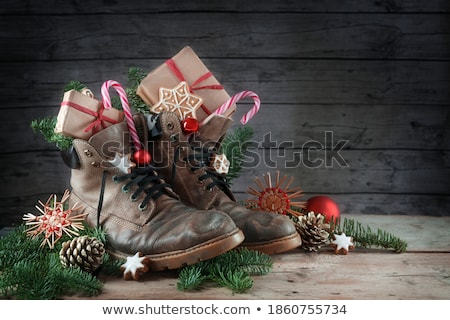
[
  {"xmin": 96, "ymin": 130, "xmax": 349, "ymax": 170},
  {"xmin": 239, "ymin": 131, "xmax": 350, "ymax": 169}
]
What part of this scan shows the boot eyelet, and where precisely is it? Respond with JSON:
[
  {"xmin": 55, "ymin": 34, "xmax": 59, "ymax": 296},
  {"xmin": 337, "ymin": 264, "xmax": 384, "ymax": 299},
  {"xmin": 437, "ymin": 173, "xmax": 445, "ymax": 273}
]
[
  {"xmin": 197, "ymin": 177, "xmax": 204, "ymax": 184},
  {"xmin": 122, "ymin": 185, "xmax": 130, "ymax": 193},
  {"xmin": 138, "ymin": 203, "xmax": 147, "ymax": 211},
  {"xmin": 205, "ymin": 186, "xmax": 213, "ymax": 192},
  {"xmin": 167, "ymin": 122, "xmax": 174, "ymax": 130},
  {"xmin": 130, "ymin": 193, "xmax": 138, "ymax": 202},
  {"xmin": 91, "ymin": 161, "xmax": 100, "ymax": 168},
  {"xmin": 84, "ymin": 149, "xmax": 93, "ymax": 157},
  {"xmin": 170, "ymin": 134, "xmax": 178, "ymax": 142},
  {"xmin": 112, "ymin": 175, "xmax": 119, "ymax": 183}
]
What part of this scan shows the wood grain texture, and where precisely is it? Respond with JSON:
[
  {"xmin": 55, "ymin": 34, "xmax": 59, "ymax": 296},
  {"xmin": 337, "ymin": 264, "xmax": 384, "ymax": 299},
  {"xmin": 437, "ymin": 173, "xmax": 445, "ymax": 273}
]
[
  {"xmin": 0, "ymin": 0, "xmax": 449, "ymax": 225},
  {"xmin": 2, "ymin": 59, "xmax": 450, "ymax": 107},
  {"xmin": 76, "ymin": 252, "xmax": 447, "ymax": 300},
  {"xmin": 1, "ymin": 13, "xmax": 449, "ymax": 61},
  {"xmin": 62, "ymin": 214, "xmax": 450, "ymax": 300},
  {"xmin": 1, "ymin": 0, "xmax": 449, "ymax": 14}
]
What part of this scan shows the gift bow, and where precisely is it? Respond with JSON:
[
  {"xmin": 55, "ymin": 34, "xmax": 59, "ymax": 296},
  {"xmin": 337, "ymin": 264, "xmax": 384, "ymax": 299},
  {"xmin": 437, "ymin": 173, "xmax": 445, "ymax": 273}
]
[
  {"xmin": 60, "ymin": 100, "xmax": 119, "ymax": 134},
  {"xmin": 165, "ymin": 58, "xmax": 224, "ymax": 116}
]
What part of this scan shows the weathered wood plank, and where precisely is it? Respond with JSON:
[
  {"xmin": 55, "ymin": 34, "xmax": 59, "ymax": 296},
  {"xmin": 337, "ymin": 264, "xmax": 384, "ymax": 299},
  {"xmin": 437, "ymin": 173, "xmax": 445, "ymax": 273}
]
[
  {"xmin": 68, "ymin": 251, "xmax": 450, "ymax": 300},
  {"xmin": 1, "ymin": 13, "xmax": 449, "ymax": 60},
  {"xmin": 1, "ymin": 0, "xmax": 449, "ymax": 14},
  {"xmin": 1, "ymin": 149, "xmax": 447, "ymax": 196},
  {"xmin": 1, "ymin": 147, "xmax": 449, "ymax": 226},
  {"xmin": 2, "ymin": 192, "xmax": 448, "ymax": 228},
  {"xmin": 3, "ymin": 104, "xmax": 449, "ymax": 153},
  {"xmin": 232, "ymin": 149, "xmax": 450, "ymax": 194},
  {"xmin": 2, "ymin": 59, "xmax": 450, "ymax": 107}
]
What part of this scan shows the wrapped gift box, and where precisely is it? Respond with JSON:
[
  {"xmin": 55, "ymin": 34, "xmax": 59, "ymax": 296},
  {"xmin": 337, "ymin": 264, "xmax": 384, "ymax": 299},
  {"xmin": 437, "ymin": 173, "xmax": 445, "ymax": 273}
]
[
  {"xmin": 55, "ymin": 89, "xmax": 124, "ymax": 140},
  {"xmin": 136, "ymin": 46, "xmax": 235, "ymax": 122}
]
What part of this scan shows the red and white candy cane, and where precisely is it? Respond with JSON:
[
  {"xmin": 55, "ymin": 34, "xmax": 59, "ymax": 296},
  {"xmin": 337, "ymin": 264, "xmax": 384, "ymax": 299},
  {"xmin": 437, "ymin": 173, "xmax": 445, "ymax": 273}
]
[
  {"xmin": 101, "ymin": 80, "xmax": 141, "ymax": 150},
  {"xmin": 213, "ymin": 91, "xmax": 260, "ymax": 125}
]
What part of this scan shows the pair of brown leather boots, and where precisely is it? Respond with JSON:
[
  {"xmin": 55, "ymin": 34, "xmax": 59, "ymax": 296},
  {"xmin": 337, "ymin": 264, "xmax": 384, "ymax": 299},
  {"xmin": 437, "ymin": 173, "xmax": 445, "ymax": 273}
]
[{"xmin": 69, "ymin": 111, "xmax": 300, "ymax": 271}]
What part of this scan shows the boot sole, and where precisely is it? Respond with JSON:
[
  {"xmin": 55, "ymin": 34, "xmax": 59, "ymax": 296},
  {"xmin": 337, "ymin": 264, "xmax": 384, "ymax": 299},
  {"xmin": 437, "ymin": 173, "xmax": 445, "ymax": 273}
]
[
  {"xmin": 242, "ymin": 232, "xmax": 301, "ymax": 255},
  {"xmin": 108, "ymin": 229, "xmax": 245, "ymax": 271}
]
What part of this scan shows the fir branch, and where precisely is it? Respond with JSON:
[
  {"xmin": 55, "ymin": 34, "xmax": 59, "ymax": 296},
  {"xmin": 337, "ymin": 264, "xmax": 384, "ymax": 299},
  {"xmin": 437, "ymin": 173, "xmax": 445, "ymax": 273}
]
[
  {"xmin": 100, "ymin": 253, "xmax": 125, "ymax": 277},
  {"xmin": 332, "ymin": 218, "xmax": 408, "ymax": 253},
  {"xmin": 176, "ymin": 264, "xmax": 208, "ymax": 291},
  {"xmin": 63, "ymin": 80, "xmax": 87, "ymax": 92},
  {"xmin": 222, "ymin": 126, "xmax": 254, "ymax": 182},
  {"xmin": 126, "ymin": 87, "xmax": 148, "ymax": 114},
  {"xmin": 127, "ymin": 67, "xmax": 147, "ymax": 90},
  {"xmin": 0, "ymin": 223, "xmax": 104, "ymax": 299},
  {"xmin": 210, "ymin": 268, "xmax": 253, "ymax": 294},
  {"xmin": 177, "ymin": 248, "xmax": 272, "ymax": 293},
  {"xmin": 31, "ymin": 116, "xmax": 73, "ymax": 151},
  {"xmin": 212, "ymin": 247, "xmax": 273, "ymax": 276}
]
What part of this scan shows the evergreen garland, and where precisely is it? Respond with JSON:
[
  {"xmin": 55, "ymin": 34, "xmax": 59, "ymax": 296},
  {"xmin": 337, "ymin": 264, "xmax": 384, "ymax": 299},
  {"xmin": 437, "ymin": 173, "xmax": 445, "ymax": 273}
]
[
  {"xmin": 177, "ymin": 248, "xmax": 272, "ymax": 293},
  {"xmin": 0, "ymin": 223, "xmax": 122, "ymax": 299},
  {"xmin": 221, "ymin": 126, "xmax": 254, "ymax": 182},
  {"xmin": 31, "ymin": 116, "xmax": 73, "ymax": 151},
  {"xmin": 332, "ymin": 217, "xmax": 407, "ymax": 253}
]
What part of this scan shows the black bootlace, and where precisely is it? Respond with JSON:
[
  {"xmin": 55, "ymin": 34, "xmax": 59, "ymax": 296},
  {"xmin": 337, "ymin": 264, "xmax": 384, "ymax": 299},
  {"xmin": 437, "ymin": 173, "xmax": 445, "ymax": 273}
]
[
  {"xmin": 112, "ymin": 166, "xmax": 173, "ymax": 211},
  {"xmin": 173, "ymin": 145, "xmax": 230, "ymax": 192}
]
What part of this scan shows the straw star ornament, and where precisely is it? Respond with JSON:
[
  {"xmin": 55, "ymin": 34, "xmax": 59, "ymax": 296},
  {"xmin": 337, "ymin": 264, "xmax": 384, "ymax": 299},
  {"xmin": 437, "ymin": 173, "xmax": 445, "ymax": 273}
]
[
  {"xmin": 246, "ymin": 171, "xmax": 306, "ymax": 216},
  {"xmin": 22, "ymin": 189, "xmax": 87, "ymax": 249}
]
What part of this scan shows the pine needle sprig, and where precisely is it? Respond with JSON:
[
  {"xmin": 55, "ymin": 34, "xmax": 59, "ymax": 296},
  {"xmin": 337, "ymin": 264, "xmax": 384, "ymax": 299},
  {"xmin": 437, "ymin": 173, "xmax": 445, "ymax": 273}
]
[
  {"xmin": 63, "ymin": 80, "xmax": 87, "ymax": 93},
  {"xmin": 176, "ymin": 265, "xmax": 209, "ymax": 291},
  {"xmin": 127, "ymin": 67, "xmax": 147, "ymax": 90},
  {"xmin": 0, "ymin": 223, "xmax": 110, "ymax": 299},
  {"xmin": 210, "ymin": 268, "xmax": 254, "ymax": 294},
  {"xmin": 332, "ymin": 218, "xmax": 407, "ymax": 253},
  {"xmin": 212, "ymin": 247, "xmax": 273, "ymax": 276},
  {"xmin": 31, "ymin": 116, "xmax": 73, "ymax": 151},
  {"xmin": 221, "ymin": 126, "xmax": 254, "ymax": 182},
  {"xmin": 177, "ymin": 248, "xmax": 272, "ymax": 293}
]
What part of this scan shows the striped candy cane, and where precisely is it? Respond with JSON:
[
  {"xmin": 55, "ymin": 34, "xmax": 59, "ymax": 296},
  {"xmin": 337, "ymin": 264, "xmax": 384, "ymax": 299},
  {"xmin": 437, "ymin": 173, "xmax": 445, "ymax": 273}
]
[
  {"xmin": 101, "ymin": 80, "xmax": 141, "ymax": 150},
  {"xmin": 213, "ymin": 91, "xmax": 260, "ymax": 125}
]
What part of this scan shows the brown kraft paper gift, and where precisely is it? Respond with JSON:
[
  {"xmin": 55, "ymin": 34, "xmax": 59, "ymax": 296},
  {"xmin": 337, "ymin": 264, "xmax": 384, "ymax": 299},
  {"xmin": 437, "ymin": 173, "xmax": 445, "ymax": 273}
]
[
  {"xmin": 55, "ymin": 89, "xmax": 124, "ymax": 140},
  {"xmin": 136, "ymin": 46, "xmax": 236, "ymax": 122}
]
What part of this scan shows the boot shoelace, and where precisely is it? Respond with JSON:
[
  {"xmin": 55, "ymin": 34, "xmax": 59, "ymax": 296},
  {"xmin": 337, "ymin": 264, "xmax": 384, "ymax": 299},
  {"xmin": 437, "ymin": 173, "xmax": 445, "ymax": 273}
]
[
  {"xmin": 173, "ymin": 145, "xmax": 230, "ymax": 192},
  {"xmin": 111, "ymin": 166, "xmax": 173, "ymax": 211}
]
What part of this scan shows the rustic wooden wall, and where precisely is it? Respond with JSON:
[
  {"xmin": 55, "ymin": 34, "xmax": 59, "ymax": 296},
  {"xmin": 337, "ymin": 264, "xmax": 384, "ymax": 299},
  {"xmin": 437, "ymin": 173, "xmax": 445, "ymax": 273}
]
[{"xmin": 0, "ymin": 0, "xmax": 449, "ymax": 226}]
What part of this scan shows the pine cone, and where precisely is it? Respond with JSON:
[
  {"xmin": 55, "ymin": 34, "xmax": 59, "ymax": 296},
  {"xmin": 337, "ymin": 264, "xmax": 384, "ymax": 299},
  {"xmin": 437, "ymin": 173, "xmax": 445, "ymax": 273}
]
[
  {"xmin": 59, "ymin": 235, "xmax": 105, "ymax": 273},
  {"xmin": 296, "ymin": 211, "xmax": 330, "ymax": 252}
]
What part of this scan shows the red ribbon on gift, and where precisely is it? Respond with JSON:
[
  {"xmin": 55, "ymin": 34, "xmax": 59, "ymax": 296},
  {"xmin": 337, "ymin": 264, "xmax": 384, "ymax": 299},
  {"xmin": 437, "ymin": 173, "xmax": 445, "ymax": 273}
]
[
  {"xmin": 61, "ymin": 100, "xmax": 120, "ymax": 134},
  {"xmin": 165, "ymin": 58, "xmax": 224, "ymax": 116}
]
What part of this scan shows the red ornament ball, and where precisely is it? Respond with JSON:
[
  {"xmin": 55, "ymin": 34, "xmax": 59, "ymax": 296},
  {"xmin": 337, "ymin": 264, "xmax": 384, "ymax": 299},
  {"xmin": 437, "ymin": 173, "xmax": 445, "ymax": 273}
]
[
  {"xmin": 133, "ymin": 149, "xmax": 152, "ymax": 166},
  {"xmin": 181, "ymin": 117, "xmax": 199, "ymax": 134},
  {"xmin": 305, "ymin": 195, "xmax": 340, "ymax": 223}
]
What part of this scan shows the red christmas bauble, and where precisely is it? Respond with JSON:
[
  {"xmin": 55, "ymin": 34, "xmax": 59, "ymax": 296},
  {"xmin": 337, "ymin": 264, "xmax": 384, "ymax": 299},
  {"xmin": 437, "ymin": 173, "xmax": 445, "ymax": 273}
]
[
  {"xmin": 181, "ymin": 117, "xmax": 199, "ymax": 134},
  {"xmin": 133, "ymin": 149, "xmax": 152, "ymax": 166},
  {"xmin": 305, "ymin": 195, "xmax": 340, "ymax": 223}
]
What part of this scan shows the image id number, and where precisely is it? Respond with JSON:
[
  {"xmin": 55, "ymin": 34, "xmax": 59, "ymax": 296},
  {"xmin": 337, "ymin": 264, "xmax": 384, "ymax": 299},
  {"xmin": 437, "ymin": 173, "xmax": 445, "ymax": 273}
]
[{"xmin": 268, "ymin": 304, "xmax": 347, "ymax": 315}]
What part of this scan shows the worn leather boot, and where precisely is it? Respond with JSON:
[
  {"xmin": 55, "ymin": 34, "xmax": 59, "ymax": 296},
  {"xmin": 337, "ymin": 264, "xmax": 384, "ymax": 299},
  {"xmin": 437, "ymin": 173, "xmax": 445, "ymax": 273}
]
[
  {"xmin": 148, "ymin": 111, "xmax": 301, "ymax": 254},
  {"xmin": 69, "ymin": 120, "xmax": 244, "ymax": 271}
]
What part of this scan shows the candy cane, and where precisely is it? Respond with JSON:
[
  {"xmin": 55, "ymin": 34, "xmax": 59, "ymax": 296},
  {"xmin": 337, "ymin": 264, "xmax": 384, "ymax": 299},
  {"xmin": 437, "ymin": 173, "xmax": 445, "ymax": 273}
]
[
  {"xmin": 101, "ymin": 80, "xmax": 141, "ymax": 150},
  {"xmin": 214, "ymin": 91, "xmax": 260, "ymax": 125}
]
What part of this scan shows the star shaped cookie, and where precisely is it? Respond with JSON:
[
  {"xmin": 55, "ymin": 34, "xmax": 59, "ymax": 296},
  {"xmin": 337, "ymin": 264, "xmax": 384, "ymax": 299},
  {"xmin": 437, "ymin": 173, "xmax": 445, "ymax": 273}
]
[
  {"xmin": 120, "ymin": 252, "xmax": 151, "ymax": 280},
  {"xmin": 330, "ymin": 233, "xmax": 355, "ymax": 255},
  {"xmin": 150, "ymin": 81, "xmax": 203, "ymax": 120}
]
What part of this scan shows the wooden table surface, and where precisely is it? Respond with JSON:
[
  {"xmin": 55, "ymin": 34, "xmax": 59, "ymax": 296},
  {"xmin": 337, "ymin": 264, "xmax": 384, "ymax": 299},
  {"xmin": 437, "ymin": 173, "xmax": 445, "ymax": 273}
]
[{"xmin": 72, "ymin": 214, "xmax": 450, "ymax": 300}]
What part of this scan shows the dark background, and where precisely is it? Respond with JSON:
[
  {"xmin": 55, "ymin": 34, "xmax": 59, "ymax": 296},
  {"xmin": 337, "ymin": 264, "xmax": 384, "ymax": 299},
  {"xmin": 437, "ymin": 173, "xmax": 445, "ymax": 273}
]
[{"xmin": 1, "ymin": 0, "xmax": 449, "ymax": 227}]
